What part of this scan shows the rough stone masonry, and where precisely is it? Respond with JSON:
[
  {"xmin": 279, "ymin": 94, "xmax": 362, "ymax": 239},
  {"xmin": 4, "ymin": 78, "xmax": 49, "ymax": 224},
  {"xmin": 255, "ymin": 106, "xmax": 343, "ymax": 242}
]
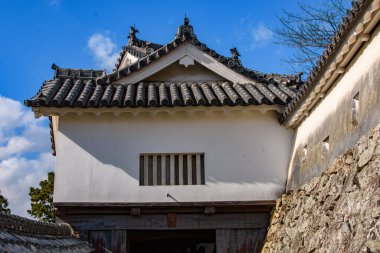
[{"xmin": 262, "ymin": 123, "xmax": 380, "ymax": 253}]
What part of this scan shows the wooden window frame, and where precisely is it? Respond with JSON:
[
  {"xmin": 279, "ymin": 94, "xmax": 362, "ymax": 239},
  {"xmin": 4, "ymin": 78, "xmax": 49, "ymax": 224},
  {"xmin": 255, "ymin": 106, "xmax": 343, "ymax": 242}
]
[{"xmin": 139, "ymin": 153, "xmax": 205, "ymax": 186}]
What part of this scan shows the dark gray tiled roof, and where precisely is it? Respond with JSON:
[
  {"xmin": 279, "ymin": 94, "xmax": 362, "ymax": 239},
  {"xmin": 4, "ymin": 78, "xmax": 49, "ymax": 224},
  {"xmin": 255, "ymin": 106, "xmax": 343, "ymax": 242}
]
[
  {"xmin": 25, "ymin": 17, "xmax": 303, "ymax": 111},
  {"xmin": 114, "ymin": 26, "xmax": 163, "ymax": 70},
  {"xmin": 0, "ymin": 212, "xmax": 93, "ymax": 252},
  {"xmin": 51, "ymin": 64, "xmax": 106, "ymax": 80},
  {"xmin": 25, "ymin": 73, "xmax": 298, "ymax": 108},
  {"xmin": 280, "ymin": 0, "xmax": 370, "ymax": 123}
]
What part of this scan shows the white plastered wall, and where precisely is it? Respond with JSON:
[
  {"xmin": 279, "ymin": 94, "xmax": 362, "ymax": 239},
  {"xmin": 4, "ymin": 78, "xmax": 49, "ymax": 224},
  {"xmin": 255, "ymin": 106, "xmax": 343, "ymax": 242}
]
[
  {"xmin": 287, "ymin": 25, "xmax": 380, "ymax": 189},
  {"xmin": 54, "ymin": 109, "xmax": 293, "ymax": 203}
]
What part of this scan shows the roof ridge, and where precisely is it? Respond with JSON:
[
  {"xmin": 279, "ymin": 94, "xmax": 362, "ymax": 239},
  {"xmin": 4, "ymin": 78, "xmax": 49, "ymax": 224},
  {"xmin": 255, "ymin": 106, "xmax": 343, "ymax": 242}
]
[
  {"xmin": 52, "ymin": 64, "xmax": 106, "ymax": 80},
  {"xmin": 114, "ymin": 26, "xmax": 164, "ymax": 70},
  {"xmin": 104, "ymin": 18, "xmax": 303, "ymax": 86},
  {"xmin": 0, "ymin": 211, "xmax": 72, "ymax": 236},
  {"xmin": 0, "ymin": 212, "xmax": 94, "ymax": 252}
]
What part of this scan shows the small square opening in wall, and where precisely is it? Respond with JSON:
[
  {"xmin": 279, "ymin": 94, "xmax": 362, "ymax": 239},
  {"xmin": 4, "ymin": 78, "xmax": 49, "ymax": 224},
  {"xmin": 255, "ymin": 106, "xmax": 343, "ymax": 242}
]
[
  {"xmin": 302, "ymin": 145, "xmax": 308, "ymax": 162},
  {"xmin": 352, "ymin": 92, "xmax": 359, "ymax": 126},
  {"xmin": 322, "ymin": 136, "xmax": 330, "ymax": 156}
]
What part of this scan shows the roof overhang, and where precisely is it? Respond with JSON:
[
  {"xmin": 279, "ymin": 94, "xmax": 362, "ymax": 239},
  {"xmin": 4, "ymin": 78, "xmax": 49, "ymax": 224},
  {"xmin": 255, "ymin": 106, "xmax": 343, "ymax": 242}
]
[
  {"xmin": 54, "ymin": 200, "xmax": 276, "ymax": 216},
  {"xmin": 32, "ymin": 104, "xmax": 282, "ymax": 119}
]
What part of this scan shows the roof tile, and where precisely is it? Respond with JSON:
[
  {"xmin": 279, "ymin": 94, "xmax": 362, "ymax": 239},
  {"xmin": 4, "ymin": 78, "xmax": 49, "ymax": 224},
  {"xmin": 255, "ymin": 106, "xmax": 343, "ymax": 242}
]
[
  {"xmin": 159, "ymin": 82, "xmax": 169, "ymax": 106},
  {"xmin": 0, "ymin": 212, "xmax": 93, "ymax": 253}
]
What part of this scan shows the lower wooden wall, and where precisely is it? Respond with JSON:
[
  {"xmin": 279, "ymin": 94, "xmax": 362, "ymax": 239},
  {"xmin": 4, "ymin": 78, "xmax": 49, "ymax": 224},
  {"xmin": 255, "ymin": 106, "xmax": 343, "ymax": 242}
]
[
  {"xmin": 87, "ymin": 228, "xmax": 267, "ymax": 253},
  {"xmin": 62, "ymin": 209, "xmax": 270, "ymax": 253},
  {"xmin": 89, "ymin": 230, "xmax": 127, "ymax": 253},
  {"xmin": 62, "ymin": 211, "xmax": 271, "ymax": 253},
  {"xmin": 216, "ymin": 229, "xmax": 267, "ymax": 253}
]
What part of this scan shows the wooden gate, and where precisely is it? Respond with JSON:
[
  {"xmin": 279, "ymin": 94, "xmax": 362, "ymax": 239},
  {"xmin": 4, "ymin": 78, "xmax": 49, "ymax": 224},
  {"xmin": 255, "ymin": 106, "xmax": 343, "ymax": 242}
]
[{"xmin": 216, "ymin": 229, "xmax": 267, "ymax": 253}]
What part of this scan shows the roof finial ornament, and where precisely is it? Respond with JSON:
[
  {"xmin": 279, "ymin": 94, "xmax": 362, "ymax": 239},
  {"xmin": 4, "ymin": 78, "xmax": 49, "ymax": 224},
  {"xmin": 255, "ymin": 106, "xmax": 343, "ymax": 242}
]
[
  {"xmin": 229, "ymin": 47, "xmax": 242, "ymax": 66},
  {"xmin": 175, "ymin": 15, "xmax": 197, "ymax": 39},
  {"xmin": 295, "ymin": 72, "xmax": 303, "ymax": 83},
  {"xmin": 128, "ymin": 25, "xmax": 140, "ymax": 46}
]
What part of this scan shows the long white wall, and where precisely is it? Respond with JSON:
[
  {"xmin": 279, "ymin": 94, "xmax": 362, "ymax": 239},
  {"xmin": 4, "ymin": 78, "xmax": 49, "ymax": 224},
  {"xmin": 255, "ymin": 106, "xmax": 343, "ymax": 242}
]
[
  {"xmin": 287, "ymin": 25, "xmax": 380, "ymax": 189},
  {"xmin": 54, "ymin": 109, "xmax": 293, "ymax": 203}
]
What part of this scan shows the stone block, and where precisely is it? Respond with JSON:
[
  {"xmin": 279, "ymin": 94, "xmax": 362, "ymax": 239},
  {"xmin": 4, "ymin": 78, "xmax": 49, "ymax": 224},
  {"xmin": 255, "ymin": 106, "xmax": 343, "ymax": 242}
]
[{"xmin": 262, "ymin": 123, "xmax": 380, "ymax": 253}]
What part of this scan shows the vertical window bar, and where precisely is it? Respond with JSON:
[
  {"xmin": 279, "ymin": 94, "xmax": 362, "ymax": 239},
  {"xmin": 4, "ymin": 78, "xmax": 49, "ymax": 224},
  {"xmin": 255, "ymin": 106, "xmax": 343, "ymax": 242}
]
[
  {"xmin": 161, "ymin": 155, "xmax": 166, "ymax": 186},
  {"xmin": 139, "ymin": 155, "xmax": 144, "ymax": 185},
  {"xmin": 143, "ymin": 155, "xmax": 149, "ymax": 186},
  {"xmin": 187, "ymin": 154, "xmax": 192, "ymax": 185},
  {"xmin": 178, "ymin": 154, "xmax": 183, "ymax": 185},
  {"xmin": 166, "ymin": 155, "xmax": 170, "ymax": 185},
  {"xmin": 183, "ymin": 155, "xmax": 188, "ymax": 185},
  {"xmin": 192, "ymin": 155, "xmax": 197, "ymax": 185},
  {"xmin": 196, "ymin": 154, "xmax": 202, "ymax": 185},
  {"xmin": 170, "ymin": 155, "xmax": 175, "ymax": 185},
  {"xmin": 152, "ymin": 155, "xmax": 158, "ymax": 186},
  {"xmin": 148, "ymin": 155, "xmax": 153, "ymax": 186},
  {"xmin": 201, "ymin": 154, "xmax": 205, "ymax": 185},
  {"xmin": 157, "ymin": 155, "xmax": 162, "ymax": 185}
]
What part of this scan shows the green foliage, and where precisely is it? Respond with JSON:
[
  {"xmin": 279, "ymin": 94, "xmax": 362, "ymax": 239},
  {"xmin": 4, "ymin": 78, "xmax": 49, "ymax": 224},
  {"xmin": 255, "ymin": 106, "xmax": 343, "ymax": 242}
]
[
  {"xmin": 28, "ymin": 172, "xmax": 55, "ymax": 222},
  {"xmin": 0, "ymin": 191, "xmax": 11, "ymax": 213}
]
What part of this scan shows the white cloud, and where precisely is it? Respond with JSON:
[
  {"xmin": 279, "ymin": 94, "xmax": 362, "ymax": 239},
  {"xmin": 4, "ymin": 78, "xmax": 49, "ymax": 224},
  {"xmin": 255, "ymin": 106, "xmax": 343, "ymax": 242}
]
[
  {"xmin": 234, "ymin": 17, "xmax": 273, "ymax": 51},
  {"xmin": 0, "ymin": 153, "xmax": 54, "ymax": 217},
  {"xmin": 251, "ymin": 24, "xmax": 273, "ymax": 47},
  {"xmin": 0, "ymin": 96, "xmax": 53, "ymax": 217},
  {"xmin": 0, "ymin": 97, "xmax": 34, "ymax": 140},
  {"xmin": 48, "ymin": 0, "xmax": 61, "ymax": 6},
  {"xmin": 87, "ymin": 33, "xmax": 119, "ymax": 71},
  {"xmin": 0, "ymin": 136, "xmax": 33, "ymax": 160}
]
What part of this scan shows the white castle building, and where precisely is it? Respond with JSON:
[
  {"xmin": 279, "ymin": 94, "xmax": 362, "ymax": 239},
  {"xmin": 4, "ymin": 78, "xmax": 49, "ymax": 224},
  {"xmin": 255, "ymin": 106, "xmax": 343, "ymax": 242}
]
[{"xmin": 25, "ymin": 1, "xmax": 380, "ymax": 251}]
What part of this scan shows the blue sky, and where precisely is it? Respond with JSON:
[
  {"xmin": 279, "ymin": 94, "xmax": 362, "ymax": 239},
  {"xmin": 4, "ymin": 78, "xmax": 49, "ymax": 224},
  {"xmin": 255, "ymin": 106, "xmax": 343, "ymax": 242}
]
[
  {"xmin": 0, "ymin": 0, "xmax": 303, "ymax": 217},
  {"xmin": 0, "ymin": 0, "xmax": 303, "ymax": 102}
]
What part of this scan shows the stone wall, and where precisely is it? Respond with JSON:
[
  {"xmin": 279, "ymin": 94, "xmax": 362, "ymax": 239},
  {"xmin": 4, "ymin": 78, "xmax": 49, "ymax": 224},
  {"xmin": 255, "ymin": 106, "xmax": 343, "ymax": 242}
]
[{"xmin": 262, "ymin": 123, "xmax": 380, "ymax": 253}]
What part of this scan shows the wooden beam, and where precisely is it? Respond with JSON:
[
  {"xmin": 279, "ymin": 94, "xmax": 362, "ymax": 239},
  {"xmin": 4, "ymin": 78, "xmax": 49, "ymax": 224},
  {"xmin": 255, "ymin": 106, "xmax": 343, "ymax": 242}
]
[
  {"xmin": 54, "ymin": 201, "xmax": 275, "ymax": 216},
  {"xmin": 55, "ymin": 200, "xmax": 275, "ymax": 208},
  {"xmin": 64, "ymin": 212, "xmax": 270, "ymax": 231}
]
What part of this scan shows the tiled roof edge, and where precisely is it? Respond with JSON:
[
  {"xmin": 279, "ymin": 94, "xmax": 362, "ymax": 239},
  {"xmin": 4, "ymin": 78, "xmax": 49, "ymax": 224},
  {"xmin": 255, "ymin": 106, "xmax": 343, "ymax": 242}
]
[
  {"xmin": 280, "ymin": 0, "xmax": 374, "ymax": 125},
  {"xmin": 52, "ymin": 63, "xmax": 106, "ymax": 80},
  {"xmin": 0, "ymin": 212, "xmax": 72, "ymax": 236},
  {"xmin": 24, "ymin": 65, "xmax": 105, "ymax": 107}
]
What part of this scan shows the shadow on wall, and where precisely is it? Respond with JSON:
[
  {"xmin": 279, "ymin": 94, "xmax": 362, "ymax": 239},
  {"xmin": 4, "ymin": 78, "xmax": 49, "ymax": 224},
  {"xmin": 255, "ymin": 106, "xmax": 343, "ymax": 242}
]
[
  {"xmin": 58, "ymin": 109, "xmax": 292, "ymax": 188},
  {"xmin": 288, "ymin": 53, "xmax": 380, "ymax": 190}
]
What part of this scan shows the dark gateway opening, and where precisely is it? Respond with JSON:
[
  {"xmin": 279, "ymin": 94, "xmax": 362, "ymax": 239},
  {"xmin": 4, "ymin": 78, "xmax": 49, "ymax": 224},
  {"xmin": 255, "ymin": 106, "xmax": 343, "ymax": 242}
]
[{"xmin": 128, "ymin": 230, "xmax": 216, "ymax": 253}]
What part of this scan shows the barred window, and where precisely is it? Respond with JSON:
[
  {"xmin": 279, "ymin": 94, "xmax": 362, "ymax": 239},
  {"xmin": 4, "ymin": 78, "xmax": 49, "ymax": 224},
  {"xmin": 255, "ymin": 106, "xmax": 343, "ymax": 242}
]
[{"xmin": 139, "ymin": 153, "xmax": 205, "ymax": 186}]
